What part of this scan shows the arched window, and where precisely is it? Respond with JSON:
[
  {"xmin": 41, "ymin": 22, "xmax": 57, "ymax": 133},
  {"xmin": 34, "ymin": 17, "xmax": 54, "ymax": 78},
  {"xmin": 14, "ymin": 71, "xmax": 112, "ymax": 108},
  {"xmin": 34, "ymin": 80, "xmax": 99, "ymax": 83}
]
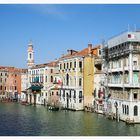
[
  {"xmin": 66, "ymin": 93, "xmax": 69, "ymax": 98},
  {"xmin": 125, "ymin": 105, "xmax": 127, "ymax": 114},
  {"xmin": 127, "ymin": 105, "xmax": 129, "ymax": 115},
  {"xmin": 66, "ymin": 74, "xmax": 69, "ymax": 86},
  {"xmin": 29, "ymin": 53, "xmax": 32, "ymax": 59},
  {"xmin": 51, "ymin": 76, "xmax": 53, "ymax": 83},
  {"xmin": 134, "ymin": 105, "xmax": 138, "ymax": 116},
  {"xmin": 122, "ymin": 104, "xmax": 124, "ymax": 114},
  {"xmin": 74, "ymin": 61, "xmax": 76, "ymax": 68}
]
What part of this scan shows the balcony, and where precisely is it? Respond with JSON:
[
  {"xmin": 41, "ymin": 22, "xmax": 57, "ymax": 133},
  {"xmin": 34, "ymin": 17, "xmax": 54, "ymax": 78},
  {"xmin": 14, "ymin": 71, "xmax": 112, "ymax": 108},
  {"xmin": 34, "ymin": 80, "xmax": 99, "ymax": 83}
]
[
  {"xmin": 124, "ymin": 83, "xmax": 140, "ymax": 88},
  {"xmin": 108, "ymin": 67, "xmax": 123, "ymax": 73},
  {"xmin": 108, "ymin": 83, "xmax": 123, "ymax": 87}
]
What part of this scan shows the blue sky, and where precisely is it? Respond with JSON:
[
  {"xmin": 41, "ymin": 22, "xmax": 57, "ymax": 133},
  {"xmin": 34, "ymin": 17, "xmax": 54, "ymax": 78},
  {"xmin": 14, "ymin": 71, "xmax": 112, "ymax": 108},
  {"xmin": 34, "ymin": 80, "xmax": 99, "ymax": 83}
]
[{"xmin": 0, "ymin": 4, "xmax": 140, "ymax": 68}]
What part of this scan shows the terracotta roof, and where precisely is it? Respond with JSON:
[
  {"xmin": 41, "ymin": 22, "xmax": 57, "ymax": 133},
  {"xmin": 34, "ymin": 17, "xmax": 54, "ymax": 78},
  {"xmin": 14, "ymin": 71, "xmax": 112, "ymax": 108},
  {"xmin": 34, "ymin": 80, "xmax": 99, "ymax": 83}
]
[
  {"xmin": 60, "ymin": 45, "xmax": 101, "ymax": 59},
  {"xmin": 31, "ymin": 63, "xmax": 48, "ymax": 69},
  {"xmin": 0, "ymin": 66, "xmax": 25, "ymax": 74},
  {"xmin": 47, "ymin": 61, "xmax": 58, "ymax": 67},
  {"xmin": 31, "ymin": 60, "xmax": 58, "ymax": 69}
]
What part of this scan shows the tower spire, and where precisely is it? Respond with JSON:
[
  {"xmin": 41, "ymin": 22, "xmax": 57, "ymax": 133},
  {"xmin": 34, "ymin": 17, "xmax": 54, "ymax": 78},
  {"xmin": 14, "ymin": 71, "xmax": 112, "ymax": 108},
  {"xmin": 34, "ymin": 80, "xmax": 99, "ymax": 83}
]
[{"xmin": 27, "ymin": 41, "xmax": 34, "ymax": 68}]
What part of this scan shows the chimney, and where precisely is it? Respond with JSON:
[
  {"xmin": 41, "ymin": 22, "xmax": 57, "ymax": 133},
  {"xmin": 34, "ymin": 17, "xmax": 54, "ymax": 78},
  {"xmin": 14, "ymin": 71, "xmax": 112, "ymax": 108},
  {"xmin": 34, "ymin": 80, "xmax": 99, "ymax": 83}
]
[
  {"xmin": 88, "ymin": 44, "xmax": 92, "ymax": 54},
  {"xmin": 67, "ymin": 49, "xmax": 74, "ymax": 55},
  {"xmin": 67, "ymin": 50, "xmax": 71, "ymax": 55}
]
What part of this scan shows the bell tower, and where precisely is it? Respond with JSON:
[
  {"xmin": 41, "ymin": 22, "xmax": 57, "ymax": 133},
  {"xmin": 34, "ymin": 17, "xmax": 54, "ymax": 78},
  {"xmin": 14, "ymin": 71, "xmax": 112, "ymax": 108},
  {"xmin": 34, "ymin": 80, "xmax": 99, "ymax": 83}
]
[{"xmin": 27, "ymin": 41, "xmax": 34, "ymax": 68}]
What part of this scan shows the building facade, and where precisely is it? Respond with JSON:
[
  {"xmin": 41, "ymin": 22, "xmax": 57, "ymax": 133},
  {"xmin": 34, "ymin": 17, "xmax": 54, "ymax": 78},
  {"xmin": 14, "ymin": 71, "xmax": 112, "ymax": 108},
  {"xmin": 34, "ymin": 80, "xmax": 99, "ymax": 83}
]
[
  {"xmin": 21, "ymin": 69, "xmax": 28, "ymax": 102},
  {"xmin": 58, "ymin": 45, "xmax": 98, "ymax": 111},
  {"xmin": 103, "ymin": 31, "xmax": 140, "ymax": 123},
  {"xmin": 92, "ymin": 45, "xmax": 106, "ymax": 113},
  {"xmin": 0, "ymin": 66, "xmax": 24, "ymax": 100}
]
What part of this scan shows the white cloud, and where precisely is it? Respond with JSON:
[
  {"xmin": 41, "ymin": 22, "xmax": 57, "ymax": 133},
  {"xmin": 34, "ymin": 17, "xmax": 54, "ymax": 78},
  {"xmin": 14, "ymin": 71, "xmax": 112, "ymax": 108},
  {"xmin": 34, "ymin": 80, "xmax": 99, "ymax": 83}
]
[{"xmin": 28, "ymin": 4, "xmax": 67, "ymax": 20}]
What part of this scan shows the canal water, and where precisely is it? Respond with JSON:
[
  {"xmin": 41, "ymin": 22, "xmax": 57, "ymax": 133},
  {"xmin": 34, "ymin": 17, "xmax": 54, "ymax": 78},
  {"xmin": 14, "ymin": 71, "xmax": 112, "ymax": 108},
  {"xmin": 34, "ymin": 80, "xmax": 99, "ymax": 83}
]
[{"xmin": 0, "ymin": 102, "xmax": 140, "ymax": 136}]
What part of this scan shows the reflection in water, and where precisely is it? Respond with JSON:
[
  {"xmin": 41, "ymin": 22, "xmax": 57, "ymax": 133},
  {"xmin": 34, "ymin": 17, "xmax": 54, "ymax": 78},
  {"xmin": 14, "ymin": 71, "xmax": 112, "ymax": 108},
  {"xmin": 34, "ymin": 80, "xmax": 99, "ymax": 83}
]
[{"xmin": 0, "ymin": 102, "xmax": 139, "ymax": 136}]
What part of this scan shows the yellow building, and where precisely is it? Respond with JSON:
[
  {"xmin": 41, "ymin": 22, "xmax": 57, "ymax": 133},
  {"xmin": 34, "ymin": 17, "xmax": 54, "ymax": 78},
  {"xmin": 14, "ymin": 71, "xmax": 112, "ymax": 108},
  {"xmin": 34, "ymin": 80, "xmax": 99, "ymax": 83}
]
[
  {"xmin": 83, "ymin": 55, "xmax": 94, "ymax": 111},
  {"xmin": 58, "ymin": 44, "xmax": 100, "ymax": 111}
]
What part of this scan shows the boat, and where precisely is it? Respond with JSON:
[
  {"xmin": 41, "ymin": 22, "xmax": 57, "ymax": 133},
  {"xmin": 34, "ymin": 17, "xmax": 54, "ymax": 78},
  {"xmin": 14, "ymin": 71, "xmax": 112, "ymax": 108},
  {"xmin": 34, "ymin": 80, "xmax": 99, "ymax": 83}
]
[
  {"xmin": 125, "ymin": 118, "xmax": 135, "ymax": 125},
  {"xmin": 48, "ymin": 106, "xmax": 59, "ymax": 111},
  {"xmin": 21, "ymin": 101, "xmax": 27, "ymax": 105}
]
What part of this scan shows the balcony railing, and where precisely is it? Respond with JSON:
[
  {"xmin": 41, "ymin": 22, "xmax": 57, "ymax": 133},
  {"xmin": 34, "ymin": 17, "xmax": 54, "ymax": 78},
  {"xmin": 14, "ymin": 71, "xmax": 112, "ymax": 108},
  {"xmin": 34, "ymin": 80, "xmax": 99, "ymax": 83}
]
[{"xmin": 108, "ymin": 83, "xmax": 123, "ymax": 87}]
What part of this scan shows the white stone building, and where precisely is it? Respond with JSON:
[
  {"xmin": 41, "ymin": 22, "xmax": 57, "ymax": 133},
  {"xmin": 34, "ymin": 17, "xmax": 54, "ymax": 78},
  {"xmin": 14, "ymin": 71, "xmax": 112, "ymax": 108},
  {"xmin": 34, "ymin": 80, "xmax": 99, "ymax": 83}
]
[
  {"xmin": 92, "ymin": 46, "xmax": 106, "ymax": 114},
  {"xmin": 20, "ymin": 69, "xmax": 28, "ymax": 102},
  {"xmin": 103, "ymin": 31, "xmax": 140, "ymax": 123}
]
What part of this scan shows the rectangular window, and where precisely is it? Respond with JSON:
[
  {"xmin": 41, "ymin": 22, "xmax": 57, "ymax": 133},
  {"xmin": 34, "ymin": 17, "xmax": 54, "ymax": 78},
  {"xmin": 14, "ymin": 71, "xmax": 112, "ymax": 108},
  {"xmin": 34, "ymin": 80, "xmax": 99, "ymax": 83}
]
[
  {"xmin": 70, "ymin": 90, "xmax": 71, "ymax": 98},
  {"xmin": 99, "ymin": 49, "xmax": 101, "ymax": 55},
  {"xmin": 79, "ymin": 91, "xmax": 82, "ymax": 98},
  {"xmin": 79, "ymin": 99, "xmax": 82, "ymax": 103},
  {"xmin": 79, "ymin": 78, "xmax": 82, "ymax": 86},
  {"xmin": 133, "ymin": 72, "xmax": 138, "ymax": 84},
  {"xmin": 79, "ymin": 61, "xmax": 82, "ymax": 68},
  {"xmin": 63, "ymin": 91, "xmax": 65, "ymax": 97},
  {"xmin": 73, "ymin": 91, "xmax": 76, "ymax": 98},
  {"xmin": 133, "ymin": 61, "xmax": 137, "ymax": 66},
  {"xmin": 51, "ymin": 69, "xmax": 53, "ymax": 73},
  {"xmin": 70, "ymin": 62, "xmax": 72, "ymax": 68},
  {"xmin": 74, "ymin": 61, "xmax": 76, "ymax": 68},
  {"xmin": 60, "ymin": 90, "xmax": 61, "ymax": 96},
  {"xmin": 134, "ymin": 93, "xmax": 137, "ymax": 100},
  {"xmin": 60, "ymin": 64, "xmax": 62, "ymax": 70}
]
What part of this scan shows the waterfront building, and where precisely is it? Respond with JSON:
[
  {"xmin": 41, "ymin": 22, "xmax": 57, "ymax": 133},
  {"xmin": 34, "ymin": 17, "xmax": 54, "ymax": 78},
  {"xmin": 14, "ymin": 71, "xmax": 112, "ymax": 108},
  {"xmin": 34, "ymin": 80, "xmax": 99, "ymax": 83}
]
[
  {"xmin": 58, "ymin": 44, "xmax": 97, "ymax": 111},
  {"xmin": 0, "ymin": 67, "xmax": 8, "ymax": 98},
  {"xmin": 0, "ymin": 66, "xmax": 24, "ymax": 100},
  {"xmin": 26, "ymin": 42, "xmax": 61, "ymax": 106},
  {"xmin": 21, "ymin": 69, "xmax": 28, "ymax": 102},
  {"xmin": 44, "ymin": 61, "xmax": 62, "ymax": 106},
  {"xmin": 92, "ymin": 45, "xmax": 106, "ymax": 113},
  {"xmin": 27, "ymin": 64, "xmax": 47, "ymax": 105},
  {"xmin": 103, "ymin": 31, "xmax": 140, "ymax": 123}
]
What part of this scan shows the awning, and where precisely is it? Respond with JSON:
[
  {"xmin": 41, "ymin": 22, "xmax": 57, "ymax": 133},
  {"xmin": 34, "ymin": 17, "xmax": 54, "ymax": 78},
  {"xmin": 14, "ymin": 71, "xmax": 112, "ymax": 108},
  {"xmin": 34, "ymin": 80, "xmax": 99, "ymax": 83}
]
[
  {"xmin": 21, "ymin": 90, "xmax": 27, "ymax": 94},
  {"xmin": 28, "ymin": 84, "xmax": 43, "ymax": 92}
]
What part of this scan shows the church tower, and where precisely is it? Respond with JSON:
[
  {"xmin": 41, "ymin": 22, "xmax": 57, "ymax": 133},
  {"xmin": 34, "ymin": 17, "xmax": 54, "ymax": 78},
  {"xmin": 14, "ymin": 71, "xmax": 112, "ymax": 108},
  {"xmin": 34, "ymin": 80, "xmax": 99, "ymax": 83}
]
[{"xmin": 27, "ymin": 41, "xmax": 34, "ymax": 68}]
